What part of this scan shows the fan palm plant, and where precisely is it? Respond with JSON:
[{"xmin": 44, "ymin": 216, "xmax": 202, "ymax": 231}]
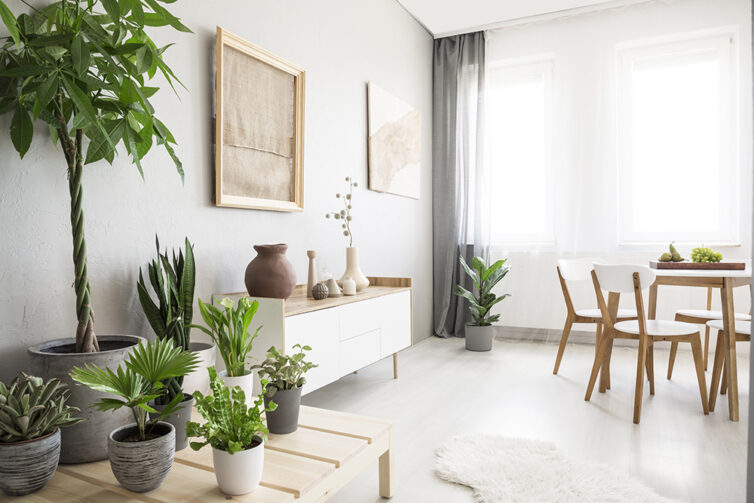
[{"xmin": 70, "ymin": 338, "xmax": 198, "ymax": 440}]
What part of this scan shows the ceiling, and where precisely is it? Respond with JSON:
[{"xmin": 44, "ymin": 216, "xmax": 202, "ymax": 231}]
[{"xmin": 396, "ymin": 0, "xmax": 638, "ymax": 38}]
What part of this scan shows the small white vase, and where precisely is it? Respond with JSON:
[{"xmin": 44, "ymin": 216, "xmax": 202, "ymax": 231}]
[
  {"xmin": 339, "ymin": 247, "xmax": 369, "ymax": 292},
  {"xmin": 218, "ymin": 370, "xmax": 255, "ymax": 404},
  {"xmin": 212, "ymin": 441, "xmax": 264, "ymax": 495}
]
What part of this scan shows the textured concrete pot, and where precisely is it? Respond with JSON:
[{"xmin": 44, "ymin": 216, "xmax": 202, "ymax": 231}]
[
  {"xmin": 219, "ymin": 370, "xmax": 255, "ymax": 404},
  {"xmin": 264, "ymin": 387, "xmax": 302, "ymax": 434},
  {"xmin": 245, "ymin": 244, "xmax": 297, "ymax": 299},
  {"xmin": 212, "ymin": 441, "xmax": 264, "ymax": 495},
  {"xmin": 108, "ymin": 422, "xmax": 175, "ymax": 493},
  {"xmin": 28, "ymin": 335, "xmax": 143, "ymax": 463},
  {"xmin": 0, "ymin": 429, "xmax": 60, "ymax": 496},
  {"xmin": 149, "ymin": 393, "xmax": 194, "ymax": 451},
  {"xmin": 465, "ymin": 325, "xmax": 494, "ymax": 352},
  {"xmin": 181, "ymin": 342, "xmax": 216, "ymax": 396}
]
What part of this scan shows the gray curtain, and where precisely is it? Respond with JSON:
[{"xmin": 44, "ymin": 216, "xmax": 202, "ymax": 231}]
[{"xmin": 432, "ymin": 32, "xmax": 489, "ymax": 338}]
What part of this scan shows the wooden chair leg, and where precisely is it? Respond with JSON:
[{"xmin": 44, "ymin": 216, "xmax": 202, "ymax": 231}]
[
  {"xmin": 595, "ymin": 323, "xmax": 603, "ymax": 357},
  {"xmin": 646, "ymin": 342, "xmax": 655, "ymax": 396},
  {"xmin": 633, "ymin": 334, "xmax": 649, "ymax": 424},
  {"xmin": 721, "ymin": 364, "xmax": 728, "ymax": 395},
  {"xmin": 703, "ymin": 325, "xmax": 710, "ymax": 371},
  {"xmin": 599, "ymin": 334, "xmax": 614, "ymax": 393},
  {"xmin": 667, "ymin": 342, "xmax": 678, "ymax": 380},
  {"xmin": 553, "ymin": 316, "xmax": 575, "ymax": 375},
  {"xmin": 689, "ymin": 334, "xmax": 709, "ymax": 415},
  {"xmin": 585, "ymin": 331, "xmax": 610, "ymax": 402},
  {"xmin": 709, "ymin": 330, "xmax": 725, "ymax": 412}
]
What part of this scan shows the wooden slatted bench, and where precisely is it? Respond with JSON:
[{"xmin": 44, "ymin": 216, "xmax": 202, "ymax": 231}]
[{"xmin": 13, "ymin": 406, "xmax": 393, "ymax": 502}]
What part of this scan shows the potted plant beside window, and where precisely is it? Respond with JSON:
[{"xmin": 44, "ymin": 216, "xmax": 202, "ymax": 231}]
[
  {"xmin": 192, "ymin": 297, "xmax": 261, "ymax": 401},
  {"xmin": 455, "ymin": 256, "xmax": 511, "ymax": 351},
  {"xmin": 253, "ymin": 344, "xmax": 318, "ymax": 434},
  {"xmin": 0, "ymin": 374, "xmax": 83, "ymax": 496},
  {"xmin": 70, "ymin": 339, "xmax": 199, "ymax": 493},
  {"xmin": 186, "ymin": 367, "xmax": 275, "ymax": 496}
]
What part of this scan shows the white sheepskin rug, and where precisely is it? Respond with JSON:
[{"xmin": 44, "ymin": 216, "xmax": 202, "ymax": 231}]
[{"xmin": 435, "ymin": 435, "xmax": 683, "ymax": 503}]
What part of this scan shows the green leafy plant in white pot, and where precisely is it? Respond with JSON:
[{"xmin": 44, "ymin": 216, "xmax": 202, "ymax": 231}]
[
  {"xmin": 192, "ymin": 297, "xmax": 261, "ymax": 402},
  {"xmin": 252, "ymin": 344, "xmax": 318, "ymax": 434},
  {"xmin": 186, "ymin": 367, "xmax": 276, "ymax": 496},
  {"xmin": 0, "ymin": 374, "xmax": 83, "ymax": 496},
  {"xmin": 70, "ymin": 339, "xmax": 199, "ymax": 493},
  {"xmin": 455, "ymin": 256, "xmax": 511, "ymax": 351}
]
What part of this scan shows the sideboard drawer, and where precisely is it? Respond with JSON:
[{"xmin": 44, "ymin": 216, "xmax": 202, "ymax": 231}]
[
  {"xmin": 339, "ymin": 297, "xmax": 381, "ymax": 341},
  {"xmin": 285, "ymin": 310, "xmax": 340, "ymax": 395},
  {"xmin": 340, "ymin": 329, "xmax": 381, "ymax": 375}
]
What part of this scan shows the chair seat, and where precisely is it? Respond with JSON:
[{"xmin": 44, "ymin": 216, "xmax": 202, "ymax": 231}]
[
  {"xmin": 706, "ymin": 320, "xmax": 751, "ymax": 335},
  {"xmin": 575, "ymin": 308, "xmax": 637, "ymax": 319},
  {"xmin": 614, "ymin": 319, "xmax": 699, "ymax": 337},
  {"xmin": 676, "ymin": 309, "xmax": 750, "ymax": 321}
]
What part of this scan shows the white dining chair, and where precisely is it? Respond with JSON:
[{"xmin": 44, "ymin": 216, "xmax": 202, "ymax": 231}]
[
  {"xmin": 707, "ymin": 319, "xmax": 750, "ymax": 413},
  {"xmin": 585, "ymin": 264, "xmax": 708, "ymax": 424},
  {"xmin": 553, "ymin": 258, "xmax": 637, "ymax": 375}
]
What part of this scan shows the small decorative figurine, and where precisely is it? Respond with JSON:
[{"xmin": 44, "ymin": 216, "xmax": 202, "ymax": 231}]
[
  {"xmin": 342, "ymin": 277, "xmax": 356, "ymax": 296},
  {"xmin": 306, "ymin": 250, "xmax": 318, "ymax": 298},
  {"xmin": 312, "ymin": 282, "xmax": 329, "ymax": 300},
  {"xmin": 326, "ymin": 277, "xmax": 342, "ymax": 297}
]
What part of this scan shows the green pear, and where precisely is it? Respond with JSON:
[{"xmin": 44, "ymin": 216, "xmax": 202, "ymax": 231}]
[{"xmin": 658, "ymin": 252, "xmax": 672, "ymax": 262}]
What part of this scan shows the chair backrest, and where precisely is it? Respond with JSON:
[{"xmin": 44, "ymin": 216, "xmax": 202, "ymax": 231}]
[
  {"xmin": 558, "ymin": 258, "xmax": 606, "ymax": 282},
  {"xmin": 593, "ymin": 264, "xmax": 656, "ymax": 293}
]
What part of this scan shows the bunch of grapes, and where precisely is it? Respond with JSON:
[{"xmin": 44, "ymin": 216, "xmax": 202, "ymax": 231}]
[{"xmin": 690, "ymin": 247, "xmax": 723, "ymax": 263}]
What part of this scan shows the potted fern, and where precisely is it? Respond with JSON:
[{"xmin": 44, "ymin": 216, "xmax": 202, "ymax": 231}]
[
  {"xmin": 192, "ymin": 297, "xmax": 261, "ymax": 401},
  {"xmin": 253, "ymin": 344, "xmax": 318, "ymax": 434},
  {"xmin": 455, "ymin": 256, "xmax": 511, "ymax": 351},
  {"xmin": 0, "ymin": 374, "xmax": 83, "ymax": 496},
  {"xmin": 186, "ymin": 367, "xmax": 275, "ymax": 496},
  {"xmin": 0, "ymin": 0, "xmax": 191, "ymax": 463},
  {"xmin": 70, "ymin": 339, "xmax": 199, "ymax": 493}
]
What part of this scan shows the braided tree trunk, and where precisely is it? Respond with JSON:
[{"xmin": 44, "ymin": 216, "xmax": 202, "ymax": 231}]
[{"xmin": 57, "ymin": 114, "xmax": 98, "ymax": 353}]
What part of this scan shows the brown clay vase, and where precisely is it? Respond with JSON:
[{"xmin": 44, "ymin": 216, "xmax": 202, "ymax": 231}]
[{"xmin": 245, "ymin": 244, "xmax": 297, "ymax": 299}]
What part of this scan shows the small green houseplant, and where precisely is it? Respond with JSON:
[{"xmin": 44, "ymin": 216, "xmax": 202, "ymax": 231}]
[
  {"xmin": 253, "ymin": 344, "xmax": 318, "ymax": 434},
  {"xmin": 455, "ymin": 256, "xmax": 511, "ymax": 351},
  {"xmin": 0, "ymin": 374, "xmax": 83, "ymax": 496},
  {"xmin": 186, "ymin": 367, "xmax": 275, "ymax": 496},
  {"xmin": 70, "ymin": 339, "xmax": 199, "ymax": 492},
  {"xmin": 192, "ymin": 297, "xmax": 261, "ymax": 400}
]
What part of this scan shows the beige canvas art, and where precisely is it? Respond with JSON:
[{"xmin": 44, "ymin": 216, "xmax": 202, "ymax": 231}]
[{"xmin": 367, "ymin": 82, "xmax": 421, "ymax": 199}]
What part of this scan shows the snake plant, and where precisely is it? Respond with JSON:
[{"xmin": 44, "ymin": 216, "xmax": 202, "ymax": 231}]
[{"xmin": 0, "ymin": 374, "xmax": 83, "ymax": 443}]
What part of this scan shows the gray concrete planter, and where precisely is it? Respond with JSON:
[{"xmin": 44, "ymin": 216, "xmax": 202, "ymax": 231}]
[
  {"xmin": 181, "ymin": 342, "xmax": 216, "ymax": 396},
  {"xmin": 28, "ymin": 335, "xmax": 144, "ymax": 464},
  {"xmin": 264, "ymin": 387, "xmax": 302, "ymax": 434},
  {"xmin": 0, "ymin": 429, "xmax": 60, "ymax": 496},
  {"xmin": 465, "ymin": 325, "xmax": 494, "ymax": 352},
  {"xmin": 149, "ymin": 393, "xmax": 194, "ymax": 451},
  {"xmin": 108, "ymin": 421, "xmax": 175, "ymax": 493}
]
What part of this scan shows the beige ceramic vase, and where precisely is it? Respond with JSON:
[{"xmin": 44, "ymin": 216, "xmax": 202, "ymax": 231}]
[{"xmin": 339, "ymin": 247, "xmax": 369, "ymax": 292}]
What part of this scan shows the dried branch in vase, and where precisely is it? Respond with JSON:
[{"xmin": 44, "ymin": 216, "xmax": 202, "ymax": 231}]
[{"xmin": 325, "ymin": 177, "xmax": 358, "ymax": 247}]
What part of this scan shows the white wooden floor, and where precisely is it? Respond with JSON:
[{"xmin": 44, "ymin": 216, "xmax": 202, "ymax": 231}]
[{"xmin": 302, "ymin": 336, "xmax": 748, "ymax": 503}]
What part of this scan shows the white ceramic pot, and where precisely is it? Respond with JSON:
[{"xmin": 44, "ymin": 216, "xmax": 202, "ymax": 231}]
[
  {"xmin": 212, "ymin": 441, "xmax": 264, "ymax": 495},
  {"xmin": 181, "ymin": 342, "xmax": 216, "ymax": 396},
  {"xmin": 219, "ymin": 370, "xmax": 255, "ymax": 404},
  {"xmin": 339, "ymin": 247, "xmax": 369, "ymax": 292}
]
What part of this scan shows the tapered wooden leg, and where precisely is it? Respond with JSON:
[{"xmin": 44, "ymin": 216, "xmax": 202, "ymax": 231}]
[
  {"xmin": 720, "ymin": 278, "xmax": 739, "ymax": 421},
  {"xmin": 667, "ymin": 342, "xmax": 678, "ymax": 380},
  {"xmin": 599, "ymin": 335, "xmax": 614, "ymax": 393},
  {"xmin": 646, "ymin": 342, "xmax": 655, "ymax": 396},
  {"xmin": 689, "ymin": 334, "xmax": 709, "ymax": 415},
  {"xmin": 392, "ymin": 353, "xmax": 398, "ymax": 379},
  {"xmin": 633, "ymin": 334, "xmax": 649, "ymax": 424},
  {"xmin": 595, "ymin": 323, "xmax": 603, "ymax": 357},
  {"xmin": 585, "ymin": 331, "xmax": 610, "ymax": 401},
  {"xmin": 709, "ymin": 330, "xmax": 724, "ymax": 412},
  {"xmin": 703, "ymin": 325, "xmax": 710, "ymax": 371},
  {"xmin": 379, "ymin": 430, "xmax": 394, "ymax": 498},
  {"xmin": 721, "ymin": 365, "xmax": 728, "ymax": 395},
  {"xmin": 553, "ymin": 316, "xmax": 575, "ymax": 374}
]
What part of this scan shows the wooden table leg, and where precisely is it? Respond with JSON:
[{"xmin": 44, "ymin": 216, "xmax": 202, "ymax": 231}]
[
  {"xmin": 379, "ymin": 430, "xmax": 394, "ymax": 498},
  {"xmin": 720, "ymin": 277, "xmax": 739, "ymax": 421},
  {"xmin": 392, "ymin": 353, "xmax": 398, "ymax": 379}
]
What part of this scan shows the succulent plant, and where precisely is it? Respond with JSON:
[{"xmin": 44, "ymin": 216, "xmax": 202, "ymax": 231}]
[{"xmin": 0, "ymin": 374, "xmax": 83, "ymax": 443}]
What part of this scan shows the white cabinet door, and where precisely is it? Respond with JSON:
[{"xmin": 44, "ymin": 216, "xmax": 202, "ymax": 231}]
[
  {"xmin": 284, "ymin": 309, "xmax": 339, "ymax": 395},
  {"xmin": 340, "ymin": 329, "xmax": 381, "ymax": 376},
  {"xmin": 338, "ymin": 297, "xmax": 381, "ymax": 341},
  {"xmin": 379, "ymin": 290, "xmax": 412, "ymax": 358}
]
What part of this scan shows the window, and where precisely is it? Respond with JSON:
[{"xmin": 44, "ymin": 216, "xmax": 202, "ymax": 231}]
[
  {"xmin": 487, "ymin": 58, "xmax": 554, "ymax": 244},
  {"xmin": 617, "ymin": 32, "xmax": 738, "ymax": 244}
]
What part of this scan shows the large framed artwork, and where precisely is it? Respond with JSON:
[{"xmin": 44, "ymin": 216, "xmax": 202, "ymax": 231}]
[
  {"xmin": 367, "ymin": 82, "xmax": 421, "ymax": 200},
  {"xmin": 215, "ymin": 27, "xmax": 305, "ymax": 211}
]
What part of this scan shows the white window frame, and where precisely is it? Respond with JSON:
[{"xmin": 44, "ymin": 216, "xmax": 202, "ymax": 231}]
[
  {"xmin": 487, "ymin": 55, "xmax": 555, "ymax": 246},
  {"xmin": 616, "ymin": 28, "xmax": 739, "ymax": 246}
]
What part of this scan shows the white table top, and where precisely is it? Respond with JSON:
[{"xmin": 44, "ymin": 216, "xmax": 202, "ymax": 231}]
[{"xmin": 652, "ymin": 267, "xmax": 751, "ymax": 278}]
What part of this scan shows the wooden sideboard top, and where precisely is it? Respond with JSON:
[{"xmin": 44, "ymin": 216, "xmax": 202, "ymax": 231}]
[{"xmin": 218, "ymin": 276, "xmax": 412, "ymax": 317}]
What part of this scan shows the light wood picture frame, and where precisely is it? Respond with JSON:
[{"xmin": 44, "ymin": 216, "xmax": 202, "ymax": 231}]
[{"xmin": 215, "ymin": 27, "xmax": 305, "ymax": 211}]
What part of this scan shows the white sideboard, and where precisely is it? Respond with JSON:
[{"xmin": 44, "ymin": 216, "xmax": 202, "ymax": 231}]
[{"xmin": 215, "ymin": 277, "xmax": 413, "ymax": 395}]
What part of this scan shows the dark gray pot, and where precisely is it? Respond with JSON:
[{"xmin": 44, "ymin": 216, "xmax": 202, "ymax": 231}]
[
  {"xmin": 28, "ymin": 335, "xmax": 144, "ymax": 464},
  {"xmin": 264, "ymin": 387, "xmax": 302, "ymax": 434},
  {"xmin": 108, "ymin": 421, "xmax": 175, "ymax": 493},
  {"xmin": 0, "ymin": 429, "xmax": 60, "ymax": 496},
  {"xmin": 149, "ymin": 393, "xmax": 194, "ymax": 451},
  {"xmin": 465, "ymin": 325, "xmax": 494, "ymax": 351}
]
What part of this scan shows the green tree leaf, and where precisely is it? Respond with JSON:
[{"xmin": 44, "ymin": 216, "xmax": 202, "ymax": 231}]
[
  {"xmin": 0, "ymin": 0, "xmax": 20, "ymax": 46},
  {"xmin": 61, "ymin": 75, "xmax": 113, "ymax": 149},
  {"xmin": 33, "ymin": 74, "xmax": 58, "ymax": 119},
  {"xmin": 10, "ymin": 105, "xmax": 33, "ymax": 158},
  {"xmin": 71, "ymin": 35, "xmax": 91, "ymax": 76}
]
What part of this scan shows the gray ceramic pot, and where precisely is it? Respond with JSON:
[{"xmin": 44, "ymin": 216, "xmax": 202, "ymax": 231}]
[
  {"xmin": 0, "ymin": 429, "xmax": 60, "ymax": 496},
  {"xmin": 264, "ymin": 387, "xmax": 302, "ymax": 434},
  {"xmin": 149, "ymin": 393, "xmax": 194, "ymax": 451},
  {"xmin": 28, "ymin": 335, "xmax": 144, "ymax": 464},
  {"xmin": 108, "ymin": 421, "xmax": 175, "ymax": 493},
  {"xmin": 465, "ymin": 325, "xmax": 494, "ymax": 352}
]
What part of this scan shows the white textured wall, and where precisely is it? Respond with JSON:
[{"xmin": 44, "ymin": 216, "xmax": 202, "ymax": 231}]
[{"xmin": 0, "ymin": 0, "xmax": 433, "ymax": 382}]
